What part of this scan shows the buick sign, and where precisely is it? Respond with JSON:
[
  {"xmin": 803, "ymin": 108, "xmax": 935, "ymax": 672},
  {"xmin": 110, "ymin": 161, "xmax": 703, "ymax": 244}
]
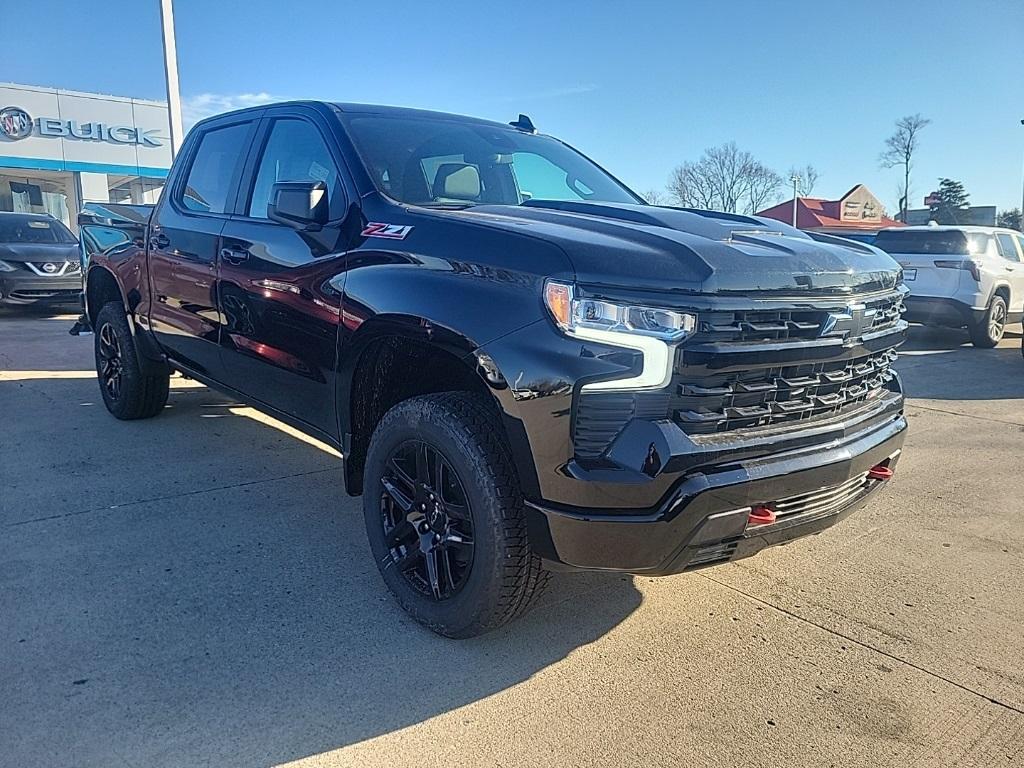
[{"xmin": 0, "ymin": 105, "xmax": 162, "ymax": 147}]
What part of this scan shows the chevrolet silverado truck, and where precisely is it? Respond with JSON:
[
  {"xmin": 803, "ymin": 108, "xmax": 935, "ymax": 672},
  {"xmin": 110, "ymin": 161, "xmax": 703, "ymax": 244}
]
[{"xmin": 80, "ymin": 101, "xmax": 907, "ymax": 637}]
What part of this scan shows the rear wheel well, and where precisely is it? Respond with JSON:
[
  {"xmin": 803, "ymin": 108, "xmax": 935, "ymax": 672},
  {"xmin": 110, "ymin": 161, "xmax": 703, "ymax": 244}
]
[
  {"xmin": 345, "ymin": 335, "xmax": 499, "ymax": 495},
  {"xmin": 86, "ymin": 268, "xmax": 123, "ymax": 327},
  {"xmin": 993, "ymin": 285, "xmax": 1010, "ymax": 305}
]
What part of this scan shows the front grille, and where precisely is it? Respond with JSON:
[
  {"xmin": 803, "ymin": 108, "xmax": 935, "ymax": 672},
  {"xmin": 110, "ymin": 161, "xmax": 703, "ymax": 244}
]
[
  {"xmin": 693, "ymin": 291, "xmax": 905, "ymax": 344},
  {"xmin": 772, "ymin": 471, "xmax": 871, "ymax": 520},
  {"xmin": 22, "ymin": 261, "xmax": 79, "ymax": 277},
  {"xmin": 674, "ymin": 348, "xmax": 899, "ymax": 435},
  {"xmin": 9, "ymin": 289, "xmax": 79, "ymax": 299},
  {"xmin": 570, "ymin": 289, "xmax": 907, "ymax": 461}
]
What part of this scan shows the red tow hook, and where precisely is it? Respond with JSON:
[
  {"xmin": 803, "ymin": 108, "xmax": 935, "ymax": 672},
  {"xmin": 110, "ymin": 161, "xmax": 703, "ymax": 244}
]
[
  {"xmin": 747, "ymin": 504, "xmax": 777, "ymax": 526},
  {"xmin": 867, "ymin": 464, "xmax": 894, "ymax": 481}
]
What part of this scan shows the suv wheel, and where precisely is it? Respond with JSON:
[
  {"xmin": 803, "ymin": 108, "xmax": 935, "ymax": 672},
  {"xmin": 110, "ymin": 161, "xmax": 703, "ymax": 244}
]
[
  {"xmin": 969, "ymin": 294, "xmax": 1007, "ymax": 348},
  {"xmin": 94, "ymin": 302, "xmax": 170, "ymax": 419},
  {"xmin": 362, "ymin": 392, "xmax": 549, "ymax": 638}
]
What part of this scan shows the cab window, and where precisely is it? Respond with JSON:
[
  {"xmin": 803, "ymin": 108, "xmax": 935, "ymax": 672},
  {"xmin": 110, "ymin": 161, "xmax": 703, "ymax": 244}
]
[
  {"xmin": 179, "ymin": 122, "xmax": 251, "ymax": 214},
  {"xmin": 248, "ymin": 118, "xmax": 340, "ymax": 219}
]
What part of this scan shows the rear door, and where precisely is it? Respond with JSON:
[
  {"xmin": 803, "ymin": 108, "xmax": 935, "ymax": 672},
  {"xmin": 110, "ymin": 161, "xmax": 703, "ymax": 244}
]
[
  {"xmin": 216, "ymin": 106, "xmax": 353, "ymax": 435},
  {"xmin": 147, "ymin": 114, "xmax": 259, "ymax": 378},
  {"xmin": 994, "ymin": 232, "xmax": 1024, "ymax": 313}
]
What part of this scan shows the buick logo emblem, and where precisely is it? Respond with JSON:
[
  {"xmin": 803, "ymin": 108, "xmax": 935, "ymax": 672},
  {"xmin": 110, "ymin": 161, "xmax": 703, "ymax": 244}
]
[
  {"xmin": 41, "ymin": 262, "xmax": 58, "ymax": 273},
  {"xmin": 0, "ymin": 106, "xmax": 33, "ymax": 141}
]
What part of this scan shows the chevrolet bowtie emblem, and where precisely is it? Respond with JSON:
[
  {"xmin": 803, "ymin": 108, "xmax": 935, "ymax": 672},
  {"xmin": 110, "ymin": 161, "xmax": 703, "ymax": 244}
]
[{"xmin": 821, "ymin": 303, "xmax": 877, "ymax": 341}]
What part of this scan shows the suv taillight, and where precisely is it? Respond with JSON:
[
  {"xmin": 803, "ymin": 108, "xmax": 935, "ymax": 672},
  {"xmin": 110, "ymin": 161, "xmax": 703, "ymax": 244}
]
[{"xmin": 934, "ymin": 259, "xmax": 981, "ymax": 282}]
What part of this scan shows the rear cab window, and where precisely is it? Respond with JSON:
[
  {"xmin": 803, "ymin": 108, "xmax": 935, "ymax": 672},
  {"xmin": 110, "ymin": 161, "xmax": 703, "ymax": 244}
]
[{"xmin": 178, "ymin": 122, "xmax": 252, "ymax": 214}]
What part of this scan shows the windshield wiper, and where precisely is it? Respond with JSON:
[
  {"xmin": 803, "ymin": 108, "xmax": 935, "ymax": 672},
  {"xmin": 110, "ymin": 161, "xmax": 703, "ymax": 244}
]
[{"xmin": 416, "ymin": 202, "xmax": 477, "ymax": 210}]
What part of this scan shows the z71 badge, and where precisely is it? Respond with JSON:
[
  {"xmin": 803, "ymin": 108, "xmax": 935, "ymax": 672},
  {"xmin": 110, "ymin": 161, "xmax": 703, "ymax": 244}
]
[{"xmin": 361, "ymin": 222, "xmax": 413, "ymax": 240}]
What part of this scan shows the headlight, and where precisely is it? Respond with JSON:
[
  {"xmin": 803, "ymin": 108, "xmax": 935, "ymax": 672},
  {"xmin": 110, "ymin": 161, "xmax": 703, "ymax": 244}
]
[
  {"xmin": 0, "ymin": 260, "xmax": 18, "ymax": 272},
  {"xmin": 544, "ymin": 280, "xmax": 696, "ymax": 392}
]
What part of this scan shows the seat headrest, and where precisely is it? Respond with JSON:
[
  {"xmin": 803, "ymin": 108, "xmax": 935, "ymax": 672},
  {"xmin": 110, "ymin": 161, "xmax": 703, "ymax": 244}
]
[{"xmin": 432, "ymin": 163, "xmax": 480, "ymax": 201}]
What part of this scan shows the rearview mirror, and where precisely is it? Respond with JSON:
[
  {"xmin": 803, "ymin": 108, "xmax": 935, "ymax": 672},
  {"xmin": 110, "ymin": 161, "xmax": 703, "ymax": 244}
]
[{"xmin": 267, "ymin": 181, "xmax": 328, "ymax": 231}]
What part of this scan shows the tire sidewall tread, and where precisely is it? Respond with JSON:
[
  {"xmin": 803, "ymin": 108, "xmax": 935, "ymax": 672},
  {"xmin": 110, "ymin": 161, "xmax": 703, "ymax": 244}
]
[{"xmin": 362, "ymin": 392, "xmax": 548, "ymax": 638}]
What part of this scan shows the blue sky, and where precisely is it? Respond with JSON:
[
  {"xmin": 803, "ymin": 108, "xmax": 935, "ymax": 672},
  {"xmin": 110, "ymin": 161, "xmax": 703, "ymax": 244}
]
[{"xmin": 3, "ymin": 0, "xmax": 1022, "ymax": 212}]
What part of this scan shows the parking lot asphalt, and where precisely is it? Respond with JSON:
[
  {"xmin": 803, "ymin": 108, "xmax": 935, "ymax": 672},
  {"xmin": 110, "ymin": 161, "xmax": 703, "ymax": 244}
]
[{"xmin": 1, "ymin": 310, "xmax": 1023, "ymax": 768}]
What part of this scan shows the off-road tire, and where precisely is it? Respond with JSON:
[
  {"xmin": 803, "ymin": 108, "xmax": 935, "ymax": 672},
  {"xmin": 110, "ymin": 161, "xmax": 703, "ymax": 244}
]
[
  {"xmin": 968, "ymin": 294, "xmax": 1007, "ymax": 348},
  {"xmin": 94, "ymin": 302, "xmax": 169, "ymax": 419},
  {"xmin": 363, "ymin": 392, "xmax": 549, "ymax": 638}
]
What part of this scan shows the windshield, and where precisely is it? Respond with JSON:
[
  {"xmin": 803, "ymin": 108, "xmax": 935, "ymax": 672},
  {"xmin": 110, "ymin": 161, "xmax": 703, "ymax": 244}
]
[
  {"xmin": 874, "ymin": 230, "xmax": 989, "ymax": 256},
  {"xmin": 0, "ymin": 216, "xmax": 76, "ymax": 244},
  {"xmin": 344, "ymin": 115, "xmax": 640, "ymax": 207}
]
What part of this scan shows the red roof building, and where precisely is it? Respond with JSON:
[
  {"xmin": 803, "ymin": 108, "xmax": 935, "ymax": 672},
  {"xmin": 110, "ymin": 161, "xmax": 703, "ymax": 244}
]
[{"xmin": 757, "ymin": 184, "xmax": 903, "ymax": 234}]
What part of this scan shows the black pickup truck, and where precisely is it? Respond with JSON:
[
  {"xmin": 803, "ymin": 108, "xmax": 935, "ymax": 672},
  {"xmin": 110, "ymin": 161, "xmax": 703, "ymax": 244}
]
[{"xmin": 80, "ymin": 101, "xmax": 907, "ymax": 637}]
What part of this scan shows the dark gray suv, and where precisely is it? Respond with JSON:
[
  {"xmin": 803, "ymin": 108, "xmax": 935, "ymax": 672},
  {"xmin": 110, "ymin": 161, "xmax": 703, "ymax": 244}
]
[{"xmin": 0, "ymin": 212, "xmax": 81, "ymax": 308}]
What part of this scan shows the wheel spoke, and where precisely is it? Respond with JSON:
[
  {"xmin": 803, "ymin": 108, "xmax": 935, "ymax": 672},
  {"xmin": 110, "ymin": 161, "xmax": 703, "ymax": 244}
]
[
  {"xmin": 414, "ymin": 442, "xmax": 430, "ymax": 484},
  {"xmin": 443, "ymin": 501, "xmax": 470, "ymax": 521},
  {"xmin": 380, "ymin": 476, "xmax": 414, "ymax": 514},
  {"xmin": 443, "ymin": 529, "xmax": 473, "ymax": 549},
  {"xmin": 387, "ymin": 457, "xmax": 417, "ymax": 496},
  {"xmin": 423, "ymin": 547, "xmax": 443, "ymax": 599},
  {"xmin": 439, "ymin": 547, "xmax": 456, "ymax": 593}
]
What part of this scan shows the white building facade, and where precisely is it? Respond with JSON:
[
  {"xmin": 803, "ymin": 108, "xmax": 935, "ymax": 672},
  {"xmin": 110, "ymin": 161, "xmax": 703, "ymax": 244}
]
[{"xmin": 0, "ymin": 82, "xmax": 172, "ymax": 231}]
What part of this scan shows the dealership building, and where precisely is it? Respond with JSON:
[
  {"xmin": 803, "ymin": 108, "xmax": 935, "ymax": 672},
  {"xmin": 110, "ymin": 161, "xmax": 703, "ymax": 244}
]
[{"xmin": 0, "ymin": 82, "xmax": 171, "ymax": 232}]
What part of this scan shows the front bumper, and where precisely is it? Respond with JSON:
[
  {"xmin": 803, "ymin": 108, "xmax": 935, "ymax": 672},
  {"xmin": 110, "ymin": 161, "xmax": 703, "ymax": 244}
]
[
  {"xmin": 0, "ymin": 273, "xmax": 82, "ymax": 305},
  {"xmin": 526, "ymin": 411, "xmax": 905, "ymax": 574}
]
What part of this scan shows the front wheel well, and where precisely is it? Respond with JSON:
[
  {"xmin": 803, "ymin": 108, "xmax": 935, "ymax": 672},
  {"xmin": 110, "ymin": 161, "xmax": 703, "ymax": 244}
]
[
  {"xmin": 993, "ymin": 285, "xmax": 1010, "ymax": 305},
  {"xmin": 344, "ymin": 335, "xmax": 500, "ymax": 495},
  {"xmin": 86, "ymin": 268, "xmax": 124, "ymax": 327}
]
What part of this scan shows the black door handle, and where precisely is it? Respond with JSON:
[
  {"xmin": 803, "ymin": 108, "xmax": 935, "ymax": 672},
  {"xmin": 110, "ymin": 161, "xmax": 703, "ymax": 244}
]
[
  {"xmin": 220, "ymin": 246, "xmax": 250, "ymax": 265},
  {"xmin": 151, "ymin": 231, "xmax": 170, "ymax": 249}
]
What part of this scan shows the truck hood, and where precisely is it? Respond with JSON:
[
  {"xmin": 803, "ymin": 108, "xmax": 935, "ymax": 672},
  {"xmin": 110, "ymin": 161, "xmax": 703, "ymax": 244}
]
[{"xmin": 453, "ymin": 200, "xmax": 901, "ymax": 297}]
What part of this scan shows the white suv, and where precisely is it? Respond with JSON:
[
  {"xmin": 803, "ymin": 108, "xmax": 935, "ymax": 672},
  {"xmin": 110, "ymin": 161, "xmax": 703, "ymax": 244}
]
[{"xmin": 874, "ymin": 225, "xmax": 1024, "ymax": 347}]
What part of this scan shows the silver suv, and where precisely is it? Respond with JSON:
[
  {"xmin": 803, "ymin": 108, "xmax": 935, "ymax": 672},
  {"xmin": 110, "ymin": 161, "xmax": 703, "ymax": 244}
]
[{"xmin": 875, "ymin": 225, "xmax": 1024, "ymax": 347}]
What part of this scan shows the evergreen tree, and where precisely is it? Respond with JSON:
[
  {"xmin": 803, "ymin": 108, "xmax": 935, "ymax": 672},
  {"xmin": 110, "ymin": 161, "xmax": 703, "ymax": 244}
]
[{"xmin": 928, "ymin": 178, "xmax": 970, "ymax": 224}]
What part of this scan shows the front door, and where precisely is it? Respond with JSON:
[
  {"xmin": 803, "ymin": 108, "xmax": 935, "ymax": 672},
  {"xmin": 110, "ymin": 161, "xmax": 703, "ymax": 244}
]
[
  {"xmin": 147, "ymin": 116, "xmax": 257, "ymax": 378},
  {"xmin": 216, "ymin": 112, "xmax": 352, "ymax": 435}
]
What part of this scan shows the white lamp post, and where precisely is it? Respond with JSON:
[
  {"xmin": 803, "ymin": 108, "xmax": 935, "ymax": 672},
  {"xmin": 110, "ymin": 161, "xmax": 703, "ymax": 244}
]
[
  {"xmin": 790, "ymin": 175, "xmax": 801, "ymax": 227},
  {"xmin": 159, "ymin": 0, "xmax": 185, "ymax": 157}
]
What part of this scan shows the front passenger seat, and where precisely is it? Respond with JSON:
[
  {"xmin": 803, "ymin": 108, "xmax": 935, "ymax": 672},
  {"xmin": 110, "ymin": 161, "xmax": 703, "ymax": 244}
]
[{"xmin": 432, "ymin": 163, "xmax": 481, "ymax": 203}]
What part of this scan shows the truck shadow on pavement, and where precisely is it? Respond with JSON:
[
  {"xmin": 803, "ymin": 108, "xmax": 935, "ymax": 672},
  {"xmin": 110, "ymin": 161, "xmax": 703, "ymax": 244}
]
[
  {"xmin": 1, "ymin": 373, "xmax": 644, "ymax": 767},
  {"xmin": 894, "ymin": 326, "xmax": 1024, "ymax": 401}
]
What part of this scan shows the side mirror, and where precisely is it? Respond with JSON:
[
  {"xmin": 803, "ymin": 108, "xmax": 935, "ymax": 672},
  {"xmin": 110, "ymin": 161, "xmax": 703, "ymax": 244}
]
[{"xmin": 267, "ymin": 181, "xmax": 329, "ymax": 231}]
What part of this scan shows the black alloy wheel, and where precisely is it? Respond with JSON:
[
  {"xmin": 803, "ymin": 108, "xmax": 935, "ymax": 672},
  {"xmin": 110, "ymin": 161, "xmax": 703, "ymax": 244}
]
[
  {"xmin": 380, "ymin": 440, "xmax": 475, "ymax": 600},
  {"xmin": 97, "ymin": 321, "xmax": 124, "ymax": 400},
  {"xmin": 93, "ymin": 301, "xmax": 170, "ymax": 420}
]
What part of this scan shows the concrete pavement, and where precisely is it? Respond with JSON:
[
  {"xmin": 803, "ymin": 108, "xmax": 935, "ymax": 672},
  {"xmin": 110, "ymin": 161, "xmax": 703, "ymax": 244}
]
[{"xmin": 1, "ymin": 311, "xmax": 1022, "ymax": 767}]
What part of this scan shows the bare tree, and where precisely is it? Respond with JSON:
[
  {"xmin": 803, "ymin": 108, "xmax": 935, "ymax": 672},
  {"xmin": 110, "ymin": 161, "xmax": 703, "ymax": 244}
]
[
  {"xmin": 747, "ymin": 165, "xmax": 784, "ymax": 213},
  {"xmin": 668, "ymin": 142, "xmax": 782, "ymax": 214},
  {"xmin": 879, "ymin": 114, "xmax": 930, "ymax": 222},
  {"xmin": 642, "ymin": 189, "xmax": 667, "ymax": 205},
  {"xmin": 787, "ymin": 164, "xmax": 820, "ymax": 196}
]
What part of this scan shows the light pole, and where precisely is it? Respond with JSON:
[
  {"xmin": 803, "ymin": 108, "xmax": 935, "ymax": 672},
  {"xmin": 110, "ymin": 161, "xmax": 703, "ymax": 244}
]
[
  {"xmin": 159, "ymin": 0, "xmax": 184, "ymax": 157},
  {"xmin": 1019, "ymin": 119, "xmax": 1023, "ymax": 226},
  {"xmin": 790, "ymin": 174, "xmax": 801, "ymax": 227}
]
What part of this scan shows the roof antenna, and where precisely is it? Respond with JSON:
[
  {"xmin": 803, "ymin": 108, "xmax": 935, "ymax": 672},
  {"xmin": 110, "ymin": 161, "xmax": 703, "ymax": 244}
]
[{"xmin": 509, "ymin": 114, "xmax": 536, "ymax": 133}]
